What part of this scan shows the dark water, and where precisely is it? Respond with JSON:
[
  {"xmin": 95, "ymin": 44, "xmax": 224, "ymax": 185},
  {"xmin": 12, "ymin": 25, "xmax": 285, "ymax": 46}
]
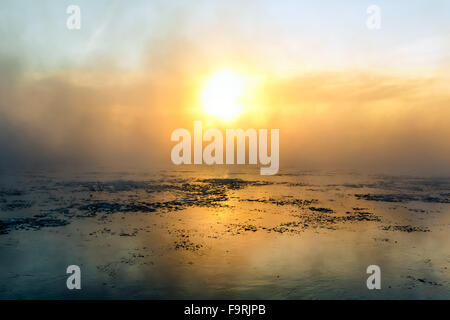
[{"xmin": 0, "ymin": 169, "xmax": 449, "ymax": 299}]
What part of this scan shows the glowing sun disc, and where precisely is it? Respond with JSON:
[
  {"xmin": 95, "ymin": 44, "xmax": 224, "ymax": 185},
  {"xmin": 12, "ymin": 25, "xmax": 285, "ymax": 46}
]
[{"xmin": 202, "ymin": 70, "xmax": 244, "ymax": 120}]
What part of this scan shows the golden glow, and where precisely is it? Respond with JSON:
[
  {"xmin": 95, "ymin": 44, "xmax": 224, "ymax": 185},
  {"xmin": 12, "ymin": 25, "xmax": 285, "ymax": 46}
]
[{"xmin": 202, "ymin": 70, "xmax": 244, "ymax": 120}]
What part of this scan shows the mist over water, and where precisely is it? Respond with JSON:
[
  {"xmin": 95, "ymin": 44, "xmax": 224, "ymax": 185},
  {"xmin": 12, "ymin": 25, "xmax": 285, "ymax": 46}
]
[
  {"xmin": 1, "ymin": 1, "xmax": 450, "ymax": 175},
  {"xmin": 0, "ymin": 1, "xmax": 449, "ymax": 300}
]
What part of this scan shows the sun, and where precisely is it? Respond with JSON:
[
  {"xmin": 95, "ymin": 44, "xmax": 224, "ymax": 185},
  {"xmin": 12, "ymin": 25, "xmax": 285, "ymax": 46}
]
[{"xmin": 202, "ymin": 70, "xmax": 244, "ymax": 120}]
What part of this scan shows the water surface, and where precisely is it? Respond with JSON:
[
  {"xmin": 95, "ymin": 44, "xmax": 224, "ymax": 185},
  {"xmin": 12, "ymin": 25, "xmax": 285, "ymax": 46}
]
[{"xmin": 0, "ymin": 169, "xmax": 448, "ymax": 299}]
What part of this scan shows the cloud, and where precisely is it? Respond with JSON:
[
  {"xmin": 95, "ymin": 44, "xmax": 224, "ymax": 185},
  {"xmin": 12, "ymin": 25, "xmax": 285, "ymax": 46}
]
[
  {"xmin": 0, "ymin": 1, "xmax": 449, "ymax": 175},
  {"xmin": 260, "ymin": 72, "xmax": 450, "ymax": 174}
]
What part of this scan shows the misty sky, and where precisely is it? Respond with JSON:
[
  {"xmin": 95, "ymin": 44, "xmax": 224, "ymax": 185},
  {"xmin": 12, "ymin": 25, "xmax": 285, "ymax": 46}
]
[{"xmin": 0, "ymin": 0, "xmax": 449, "ymax": 174}]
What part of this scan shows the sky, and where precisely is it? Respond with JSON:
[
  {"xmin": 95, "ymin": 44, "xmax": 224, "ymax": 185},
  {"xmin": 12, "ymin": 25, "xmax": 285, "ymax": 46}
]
[{"xmin": 0, "ymin": 0, "xmax": 449, "ymax": 174}]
